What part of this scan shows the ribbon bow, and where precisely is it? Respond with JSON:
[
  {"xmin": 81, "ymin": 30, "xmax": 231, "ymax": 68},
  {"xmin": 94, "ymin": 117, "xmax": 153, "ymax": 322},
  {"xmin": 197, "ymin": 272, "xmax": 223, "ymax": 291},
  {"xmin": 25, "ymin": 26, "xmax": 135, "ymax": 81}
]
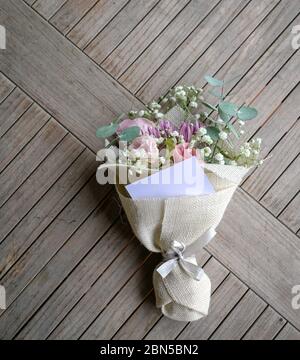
[{"xmin": 156, "ymin": 227, "xmax": 216, "ymax": 281}]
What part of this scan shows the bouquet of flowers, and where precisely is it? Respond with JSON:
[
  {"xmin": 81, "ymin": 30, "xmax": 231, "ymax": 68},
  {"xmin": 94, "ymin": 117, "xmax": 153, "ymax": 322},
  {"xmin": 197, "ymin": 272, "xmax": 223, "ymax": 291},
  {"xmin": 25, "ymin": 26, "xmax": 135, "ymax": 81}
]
[{"xmin": 96, "ymin": 76, "xmax": 263, "ymax": 321}]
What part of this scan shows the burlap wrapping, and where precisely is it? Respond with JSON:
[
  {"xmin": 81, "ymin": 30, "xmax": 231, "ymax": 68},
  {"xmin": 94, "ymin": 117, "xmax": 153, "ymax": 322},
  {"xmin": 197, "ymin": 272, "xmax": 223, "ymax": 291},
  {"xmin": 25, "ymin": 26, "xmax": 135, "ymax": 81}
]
[{"xmin": 116, "ymin": 164, "xmax": 249, "ymax": 321}]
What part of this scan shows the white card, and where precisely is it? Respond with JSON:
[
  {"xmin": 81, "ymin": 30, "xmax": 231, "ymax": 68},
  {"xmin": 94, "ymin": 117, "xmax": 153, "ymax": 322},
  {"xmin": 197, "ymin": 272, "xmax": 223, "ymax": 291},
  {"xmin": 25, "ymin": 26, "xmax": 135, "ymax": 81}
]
[{"xmin": 125, "ymin": 156, "xmax": 215, "ymax": 200}]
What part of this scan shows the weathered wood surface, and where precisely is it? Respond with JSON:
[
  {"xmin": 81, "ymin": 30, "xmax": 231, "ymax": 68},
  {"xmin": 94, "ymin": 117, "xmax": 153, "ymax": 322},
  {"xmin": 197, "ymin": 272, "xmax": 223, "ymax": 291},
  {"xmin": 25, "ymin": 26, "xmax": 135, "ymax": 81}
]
[{"xmin": 0, "ymin": 0, "xmax": 299, "ymax": 340}]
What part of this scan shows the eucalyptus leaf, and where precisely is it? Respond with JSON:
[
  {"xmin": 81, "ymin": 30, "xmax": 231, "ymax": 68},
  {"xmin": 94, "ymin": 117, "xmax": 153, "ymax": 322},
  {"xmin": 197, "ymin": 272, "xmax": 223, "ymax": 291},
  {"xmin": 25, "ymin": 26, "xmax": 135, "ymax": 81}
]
[
  {"xmin": 96, "ymin": 123, "xmax": 118, "ymax": 138},
  {"xmin": 119, "ymin": 126, "xmax": 140, "ymax": 141},
  {"xmin": 206, "ymin": 126, "xmax": 220, "ymax": 141},
  {"xmin": 204, "ymin": 75, "xmax": 224, "ymax": 87},
  {"xmin": 218, "ymin": 102, "xmax": 238, "ymax": 116},
  {"xmin": 226, "ymin": 122, "xmax": 239, "ymax": 139},
  {"xmin": 218, "ymin": 107, "xmax": 231, "ymax": 122},
  {"xmin": 237, "ymin": 106, "xmax": 258, "ymax": 120}
]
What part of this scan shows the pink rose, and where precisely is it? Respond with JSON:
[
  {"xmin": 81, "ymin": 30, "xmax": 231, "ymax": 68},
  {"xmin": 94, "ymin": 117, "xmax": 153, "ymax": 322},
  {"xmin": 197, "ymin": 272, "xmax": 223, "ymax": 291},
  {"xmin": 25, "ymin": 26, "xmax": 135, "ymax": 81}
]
[
  {"xmin": 117, "ymin": 118, "xmax": 156, "ymax": 136},
  {"xmin": 129, "ymin": 136, "xmax": 159, "ymax": 163},
  {"xmin": 172, "ymin": 143, "xmax": 199, "ymax": 163}
]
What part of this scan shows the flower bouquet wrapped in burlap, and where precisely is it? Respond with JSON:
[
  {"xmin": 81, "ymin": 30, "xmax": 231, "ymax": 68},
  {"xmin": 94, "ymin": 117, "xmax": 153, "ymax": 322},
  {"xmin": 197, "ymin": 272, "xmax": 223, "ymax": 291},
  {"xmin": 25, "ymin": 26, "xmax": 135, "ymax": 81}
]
[{"xmin": 96, "ymin": 78, "xmax": 263, "ymax": 321}]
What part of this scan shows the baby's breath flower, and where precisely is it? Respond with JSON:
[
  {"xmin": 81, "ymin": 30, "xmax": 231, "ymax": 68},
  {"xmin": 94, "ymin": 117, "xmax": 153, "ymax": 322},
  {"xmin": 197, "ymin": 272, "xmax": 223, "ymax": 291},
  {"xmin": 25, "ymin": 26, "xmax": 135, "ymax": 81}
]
[
  {"xmin": 238, "ymin": 120, "xmax": 245, "ymax": 126},
  {"xmin": 156, "ymin": 137, "xmax": 164, "ymax": 144},
  {"xmin": 219, "ymin": 131, "xmax": 228, "ymax": 140},
  {"xmin": 155, "ymin": 112, "xmax": 164, "ymax": 119},
  {"xmin": 229, "ymin": 160, "xmax": 237, "ymax": 166},
  {"xmin": 160, "ymin": 156, "xmax": 166, "ymax": 165},
  {"xmin": 215, "ymin": 153, "xmax": 224, "ymax": 162},
  {"xmin": 243, "ymin": 149, "xmax": 251, "ymax": 157},
  {"xmin": 198, "ymin": 127, "xmax": 207, "ymax": 136},
  {"xmin": 202, "ymin": 135, "xmax": 213, "ymax": 145},
  {"xmin": 203, "ymin": 147, "xmax": 212, "ymax": 156},
  {"xmin": 138, "ymin": 110, "xmax": 145, "ymax": 117},
  {"xmin": 240, "ymin": 129, "xmax": 245, "ymax": 135},
  {"xmin": 189, "ymin": 101, "xmax": 198, "ymax": 108},
  {"xmin": 194, "ymin": 114, "xmax": 201, "ymax": 120},
  {"xmin": 170, "ymin": 131, "xmax": 179, "ymax": 137}
]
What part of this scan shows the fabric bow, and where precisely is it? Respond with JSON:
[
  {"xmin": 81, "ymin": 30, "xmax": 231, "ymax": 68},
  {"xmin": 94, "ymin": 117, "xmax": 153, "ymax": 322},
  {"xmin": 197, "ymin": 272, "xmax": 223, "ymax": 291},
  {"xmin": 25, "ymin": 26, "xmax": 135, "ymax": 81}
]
[{"xmin": 156, "ymin": 227, "xmax": 216, "ymax": 281}]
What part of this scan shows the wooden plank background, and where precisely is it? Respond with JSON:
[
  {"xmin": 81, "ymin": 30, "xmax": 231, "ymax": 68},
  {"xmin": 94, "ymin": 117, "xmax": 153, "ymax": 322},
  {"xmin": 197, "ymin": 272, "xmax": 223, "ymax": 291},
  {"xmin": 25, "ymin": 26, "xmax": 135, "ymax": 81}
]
[{"xmin": 0, "ymin": 0, "xmax": 299, "ymax": 339}]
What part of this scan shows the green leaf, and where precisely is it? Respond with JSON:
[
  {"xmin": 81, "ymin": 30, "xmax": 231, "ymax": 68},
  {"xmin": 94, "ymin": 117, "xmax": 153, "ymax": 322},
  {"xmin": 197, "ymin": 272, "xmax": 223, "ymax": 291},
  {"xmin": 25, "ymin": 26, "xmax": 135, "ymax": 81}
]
[
  {"xmin": 204, "ymin": 75, "xmax": 223, "ymax": 87},
  {"xmin": 201, "ymin": 101, "xmax": 218, "ymax": 111},
  {"xmin": 218, "ymin": 101, "xmax": 238, "ymax": 116},
  {"xmin": 119, "ymin": 126, "xmax": 140, "ymax": 141},
  {"xmin": 218, "ymin": 107, "xmax": 231, "ymax": 122},
  {"xmin": 206, "ymin": 126, "xmax": 220, "ymax": 141},
  {"xmin": 226, "ymin": 122, "xmax": 239, "ymax": 139},
  {"xmin": 165, "ymin": 138, "xmax": 175, "ymax": 153},
  {"xmin": 237, "ymin": 106, "xmax": 258, "ymax": 120},
  {"xmin": 96, "ymin": 123, "xmax": 118, "ymax": 138}
]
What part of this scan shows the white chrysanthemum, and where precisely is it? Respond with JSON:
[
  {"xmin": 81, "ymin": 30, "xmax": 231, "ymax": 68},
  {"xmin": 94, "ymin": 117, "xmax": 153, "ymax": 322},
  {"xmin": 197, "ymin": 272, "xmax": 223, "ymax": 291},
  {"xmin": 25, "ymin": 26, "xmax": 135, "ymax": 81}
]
[
  {"xmin": 194, "ymin": 114, "xmax": 201, "ymax": 120},
  {"xmin": 170, "ymin": 131, "xmax": 179, "ymax": 137},
  {"xmin": 138, "ymin": 110, "xmax": 145, "ymax": 117},
  {"xmin": 155, "ymin": 112, "xmax": 164, "ymax": 119}
]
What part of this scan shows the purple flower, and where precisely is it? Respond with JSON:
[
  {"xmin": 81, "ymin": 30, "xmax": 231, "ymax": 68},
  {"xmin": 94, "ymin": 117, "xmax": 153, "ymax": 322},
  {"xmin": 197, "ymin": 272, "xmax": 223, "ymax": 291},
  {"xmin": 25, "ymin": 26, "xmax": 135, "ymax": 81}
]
[
  {"xmin": 159, "ymin": 120, "xmax": 176, "ymax": 137},
  {"xmin": 179, "ymin": 121, "xmax": 203, "ymax": 142}
]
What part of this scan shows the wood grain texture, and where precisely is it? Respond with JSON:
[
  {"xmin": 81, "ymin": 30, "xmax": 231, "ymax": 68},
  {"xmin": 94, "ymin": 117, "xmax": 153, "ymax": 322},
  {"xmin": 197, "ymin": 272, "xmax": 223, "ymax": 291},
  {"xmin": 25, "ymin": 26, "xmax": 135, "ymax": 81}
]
[
  {"xmin": 85, "ymin": 0, "xmax": 160, "ymax": 64},
  {"xmin": 32, "ymin": 0, "xmax": 67, "ymax": 20},
  {"xmin": 0, "ymin": 188, "xmax": 115, "ymax": 339},
  {"xmin": 276, "ymin": 324, "xmax": 300, "ymax": 340},
  {"xmin": 0, "ymin": 134, "xmax": 83, "ymax": 243},
  {"xmin": 177, "ymin": 274, "xmax": 247, "ymax": 339},
  {"xmin": 102, "ymin": 0, "xmax": 190, "ymax": 79},
  {"xmin": 138, "ymin": 0, "xmax": 269, "ymax": 103},
  {"xmin": 244, "ymin": 120, "xmax": 300, "ymax": 201},
  {"xmin": 0, "ymin": 149, "xmax": 95, "ymax": 279},
  {"xmin": 207, "ymin": 188, "xmax": 300, "ymax": 330},
  {"xmin": 48, "ymin": 239, "xmax": 150, "ymax": 339},
  {"xmin": 243, "ymin": 306, "xmax": 286, "ymax": 340},
  {"xmin": 210, "ymin": 290, "xmax": 266, "ymax": 340},
  {"xmin": 0, "ymin": 0, "xmax": 142, "ymax": 152},
  {"xmin": 0, "ymin": 119, "xmax": 66, "ymax": 207},
  {"xmin": 279, "ymin": 192, "xmax": 300, "ymax": 233},
  {"xmin": 0, "ymin": 104, "xmax": 50, "ymax": 173},
  {"xmin": 119, "ymin": 0, "xmax": 221, "ymax": 92},
  {"xmin": 261, "ymin": 155, "xmax": 300, "ymax": 216},
  {"xmin": 81, "ymin": 252, "xmax": 163, "ymax": 340},
  {"xmin": 0, "ymin": 72, "xmax": 15, "ymax": 102},
  {"xmin": 67, "ymin": 0, "xmax": 129, "ymax": 49},
  {"xmin": 0, "ymin": 88, "xmax": 33, "ymax": 138},
  {"xmin": 50, "ymin": 0, "xmax": 98, "ymax": 35}
]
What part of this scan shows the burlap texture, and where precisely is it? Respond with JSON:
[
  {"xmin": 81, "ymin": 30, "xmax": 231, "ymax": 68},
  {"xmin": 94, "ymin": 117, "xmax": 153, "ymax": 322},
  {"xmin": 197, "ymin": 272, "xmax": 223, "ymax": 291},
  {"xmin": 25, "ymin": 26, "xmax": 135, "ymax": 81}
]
[{"xmin": 115, "ymin": 164, "xmax": 249, "ymax": 321}]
